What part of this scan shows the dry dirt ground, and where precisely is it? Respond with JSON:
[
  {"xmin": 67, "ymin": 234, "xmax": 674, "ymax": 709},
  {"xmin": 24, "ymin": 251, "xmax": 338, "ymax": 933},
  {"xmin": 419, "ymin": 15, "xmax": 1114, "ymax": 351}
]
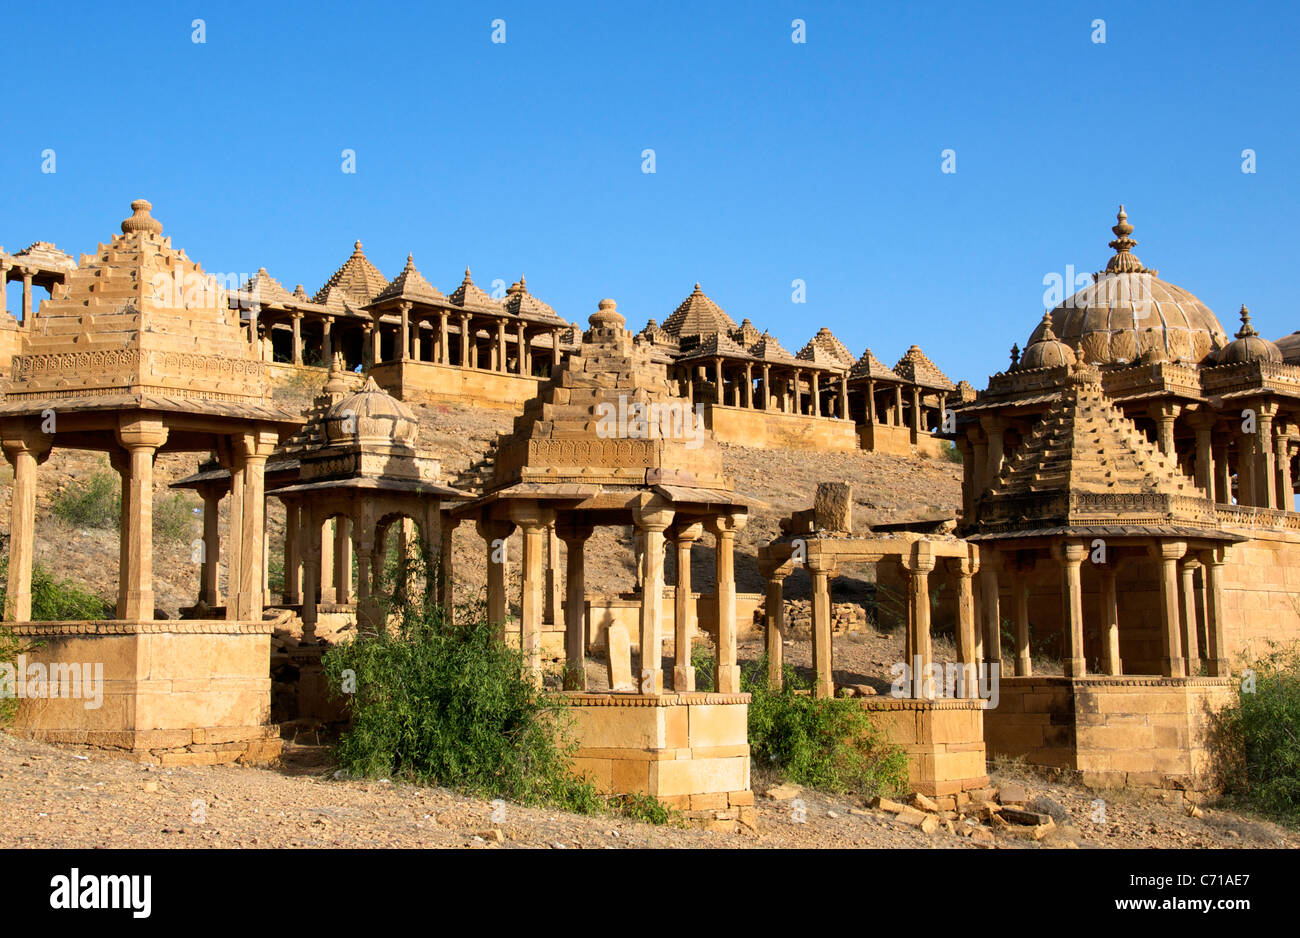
[{"xmin": 2, "ymin": 732, "xmax": 1293, "ymax": 850}]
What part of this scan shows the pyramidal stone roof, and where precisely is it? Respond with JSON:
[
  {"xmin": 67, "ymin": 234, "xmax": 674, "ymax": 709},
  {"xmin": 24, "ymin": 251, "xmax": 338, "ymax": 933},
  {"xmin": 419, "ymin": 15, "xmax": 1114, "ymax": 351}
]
[
  {"xmin": 975, "ymin": 367, "xmax": 1214, "ymax": 534},
  {"xmin": 446, "ymin": 268, "xmax": 504, "ymax": 313},
  {"xmin": 500, "ymin": 276, "xmax": 564, "ymax": 323},
  {"xmin": 239, "ymin": 267, "xmax": 295, "ymax": 308},
  {"xmin": 313, "ymin": 241, "xmax": 388, "ymax": 307},
  {"xmin": 748, "ymin": 331, "xmax": 799, "ymax": 364},
  {"xmin": 490, "ymin": 299, "xmax": 733, "ymax": 494},
  {"xmin": 662, "ymin": 283, "xmax": 738, "ymax": 338},
  {"xmin": 801, "ymin": 327, "xmax": 856, "ymax": 369},
  {"xmin": 372, "ymin": 254, "xmax": 444, "ymax": 305},
  {"xmin": 1, "ymin": 199, "xmax": 287, "ymax": 417},
  {"xmin": 849, "ymin": 348, "xmax": 903, "ymax": 381},
  {"xmin": 731, "ymin": 318, "xmax": 763, "ymax": 348},
  {"xmin": 9, "ymin": 241, "xmax": 76, "ymax": 272},
  {"xmin": 894, "ymin": 345, "xmax": 955, "ymax": 390},
  {"xmin": 677, "ymin": 330, "xmax": 754, "ymax": 362}
]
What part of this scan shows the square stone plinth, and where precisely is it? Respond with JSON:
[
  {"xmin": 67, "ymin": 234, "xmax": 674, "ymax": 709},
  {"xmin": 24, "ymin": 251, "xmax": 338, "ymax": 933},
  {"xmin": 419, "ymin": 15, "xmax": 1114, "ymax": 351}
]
[{"xmin": 5, "ymin": 619, "xmax": 281, "ymax": 765}]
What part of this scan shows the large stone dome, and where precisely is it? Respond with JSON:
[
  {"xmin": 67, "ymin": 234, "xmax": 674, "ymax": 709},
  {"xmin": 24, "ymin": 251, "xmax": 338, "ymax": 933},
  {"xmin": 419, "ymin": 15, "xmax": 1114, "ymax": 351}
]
[
  {"xmin": 324, "ymin": 376, "xmax": 418, "ymax": 446},
  {"xmin": 1029, "ymin": 207, "xmax": 1229, "ymax": 366}
]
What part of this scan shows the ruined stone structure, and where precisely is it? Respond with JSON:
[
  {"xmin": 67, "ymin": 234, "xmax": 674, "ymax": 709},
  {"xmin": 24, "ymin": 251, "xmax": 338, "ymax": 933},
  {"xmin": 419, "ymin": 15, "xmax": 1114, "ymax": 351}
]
[
  {"xmin": 760, "ymin": 485, "xmax": 989, "ymax": 796},
  {"xmin": 954, "ymin": 207, "xmax": 1300, "ymax": 793},
  {"xmin": 0, "ymin": 200, "xmax": 301, "ymax": 764},
  {"xmin": 448, "ymin": 297, "xmax": 756, "ymax": 827}
]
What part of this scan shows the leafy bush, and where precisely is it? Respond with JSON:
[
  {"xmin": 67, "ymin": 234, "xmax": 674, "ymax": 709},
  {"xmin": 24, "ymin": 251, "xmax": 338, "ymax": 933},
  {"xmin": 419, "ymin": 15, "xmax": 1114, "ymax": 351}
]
[
  {"xmin": 323, "ymin": 598, "xmax": 604, "ymax": 813},
  {"xmin": 742, "ymin": 658, "xmax": 908, "ymax": 798},
  {"xmin": 153, "ymin": 492, "xmax": 199, "ymax": 543},
  {"xmin": 944, "ymin": 441, "xmax": 963, "ymax": 464},
  {"xmin": 49, "ymin": 471, "xmax": 120, "ymax": 529},
  {"xmin": 692, "ymin": 641, "xmax": 907, "ymax": 798},
  {"xmin": 0, "ymin": 555, "xmax": 114, "ymax": 621},
  {"xmin": 1213, "ymin": 642, "xmax": 1300, "ymax": 826}
]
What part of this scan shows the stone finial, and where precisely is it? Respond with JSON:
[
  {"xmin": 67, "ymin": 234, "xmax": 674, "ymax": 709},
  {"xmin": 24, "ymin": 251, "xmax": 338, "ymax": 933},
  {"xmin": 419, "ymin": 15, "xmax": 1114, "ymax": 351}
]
[
  {"xmin": 1235, "ymin": 304, "xmax": 1257, "ymax": 338},
  {"xmin": 353, "ymin": 240, "xmax": 364, "ymax": 254},
  {"xmin": 589, "ymin": 297, "xmax": 626, "ymax": 329},
  {"xmin": 121, "ymin": 199, "xmax": 163, "ymax": 235},
  {"xmin": 1104, "ymin": 204, "xmax": 1153, "ymax": 274},
  {"xmin": 1039, "ymin": 310, "xmax": 1057, "ymax": 342},
  {"xmin": 1010, "ymin": 343, "xmax": 1020, "ymax": 367}
]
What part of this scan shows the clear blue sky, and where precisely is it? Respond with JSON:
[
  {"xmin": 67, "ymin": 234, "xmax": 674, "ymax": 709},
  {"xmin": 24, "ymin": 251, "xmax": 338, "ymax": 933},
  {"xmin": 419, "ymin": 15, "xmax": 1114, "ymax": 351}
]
[{"xmin": 2, "ymin": 0, "xmax": 1296, "ymax": 385}]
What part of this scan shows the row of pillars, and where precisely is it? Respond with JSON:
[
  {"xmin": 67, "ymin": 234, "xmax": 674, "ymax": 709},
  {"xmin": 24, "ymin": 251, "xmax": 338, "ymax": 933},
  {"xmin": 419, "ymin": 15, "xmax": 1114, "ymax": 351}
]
[
  {"xmin": 0, "ymin": 261, "xmax": 42, "ymax": 324},
  {"xmin": 3, "ymin": 424, "xmax": 276, "ymax": 624},
  {"xmin": 763, "ymin": 546, "xmax": 981, "ymax": 699},
  {"xmin": 268, "ymin": 305, "xmax": 563, "ymax": 378},
  {"xmin": 989, "ymin": 541, "xmax": 1228, "ymax": 680},
  {"xmin": 473, "ymin": 504, "xmax": 747, "ymax": 695}
]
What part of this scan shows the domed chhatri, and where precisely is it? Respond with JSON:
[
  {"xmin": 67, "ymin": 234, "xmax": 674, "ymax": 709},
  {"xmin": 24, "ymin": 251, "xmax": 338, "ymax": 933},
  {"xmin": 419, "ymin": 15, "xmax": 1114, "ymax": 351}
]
[
  {"xmin": 1018, "ymin": 312, "xmax": 1076, "ymax": 370},
  {"xmin": 325, "ymin": 375, "xmax": 418, "ymax": 446},
  {"xmin": 1033, "ymin": 206, "xmax": 1228, "ymax": 366},
  {"xmin": 1217, "ymin": 305, "xmax": 1283, "ymax": 365}
]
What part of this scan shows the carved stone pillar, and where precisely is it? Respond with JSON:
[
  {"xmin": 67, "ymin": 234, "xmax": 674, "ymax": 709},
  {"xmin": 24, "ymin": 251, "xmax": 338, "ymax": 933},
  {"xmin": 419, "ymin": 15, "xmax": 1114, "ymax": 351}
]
[
  {"xmin": 1199, "ymin": 547, "xmax": 1228, "ymax": 676},
  {"xmin": 117, "ymin": 420, "xmax": 170, "ymax": 621},
  {"xmin": 903, "ymin": 542, "xmax": 936, "ymax": 698},
  {"xmin": 510, "ymin": 503, "xmax": 554, "ymax": 684},
  {"xmin": 557, "ymin": 521, "xmax": 593, "ymax": 690},
  {"xmin": 1060, "ymin": 542, "xmax": 1086, "ymax": 677},
  {"xmin": 1100, "ymin": 564, "xmax": 1121, "ymax": 676},
  {"xmin": 672, "ymin": 522, "xmax": 704, "ymax": 691},
  {"xmin": 478, "ymin": 518, "xmax": 516, "ymax": 642},
  {"xmin": 809, "ymin": 557, "xmax": 835, "ymax": 699},
  {"xmin": 2, "ymin": 434, "xmax": 51, "ymax": 621},
  {"xmin": 706, "ymin": 512, "xmax": 747, "ymax": 694},
  {"xmin": 1154, "ymin": 541, "xmax": 1187, "ymax": 677}
]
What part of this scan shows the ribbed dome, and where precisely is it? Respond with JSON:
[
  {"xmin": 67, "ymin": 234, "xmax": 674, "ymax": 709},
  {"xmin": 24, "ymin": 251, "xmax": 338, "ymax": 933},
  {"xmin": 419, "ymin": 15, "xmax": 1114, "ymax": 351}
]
[
  {"xmin": 1276, "ymin": 331, "xmax": 1300, "ymax": 365},
  {"xmin": 1032, "ymin": 207, "xmax": 1228, "ymax": 366},
  {"xmin": 1019, "ymin": 312, "xmax": 1076, "ymax": 370},
  {"xmin": 325, "ymin": 376, "xmax": 418, "ymax": 446},
  {"xmin": 1217, "ymin": 305, "xmax": 1283, "ymax": 365}
]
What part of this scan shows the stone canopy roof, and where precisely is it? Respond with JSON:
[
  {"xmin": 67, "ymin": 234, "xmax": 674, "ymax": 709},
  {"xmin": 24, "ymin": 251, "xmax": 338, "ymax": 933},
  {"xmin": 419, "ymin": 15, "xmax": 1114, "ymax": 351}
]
[
  {"xmin": 0, "ymin": 199, "xmax": 298, "ymax": 425},
  {"xmin": 313, "ymin": 240, "xmax": 388, "ymax": 309},
  {"xmin": 800, "ymin": 327, "xmax": 856, "ymax": 370},
  {"xmin": 971, "ymin": 365, "xmax": 1221, "ymax": 536},
  {"xmin": 677, "ymin": 331, "xmax": 754, "ymax": 363},
  {"xmin": 849, "ymin": 348, "xmax": 903, "ymax": 382},
  {"xmin": 894, "ymin": 345, "xmax": 955, "ymax": 390},
  {"xmin": 499, "ymin": 277, "xmax": 565, "ymax": 324},
  {"xmin": 446, "ymin": 268, "xmax": 505, "ymax": 313},
  {"xmin": 662, "ymin": 283, "xmax": 738, "ymax": 338},
  {"xmin": 485, "ymin": 298, "xmax": 737, "ymax": 499},
  {"xmin": 371, "ymin": 254, "xmax": 445, "ymax": 305}
]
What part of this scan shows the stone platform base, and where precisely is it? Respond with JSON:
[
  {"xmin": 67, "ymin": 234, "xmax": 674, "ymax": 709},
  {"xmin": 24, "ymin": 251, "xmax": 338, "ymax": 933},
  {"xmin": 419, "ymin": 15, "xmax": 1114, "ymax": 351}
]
[
  {"xmin": 862, "ymin": 697, "xmax": 989, "ymax": 796},
  {"xmin": 565, "ymin": 691, "xmax": 756, "ymax": 831},
  {"xmin": 705, "ymin": 404, "xmax": 859, "ymax": 453},
  {"xmin": 16, "ymin": 724, "xmax": 283, "ymax": 766},
  {"xmin": 371, "ymin": 359, "xmax": 543, "ymax": 410},
  {"xmin": 6, "ymin": 619, "xmax": 280, "ymax": 766},
  {"xmin": 985, "ymin": 675, "xmax": 1237, "ymax": 795}
]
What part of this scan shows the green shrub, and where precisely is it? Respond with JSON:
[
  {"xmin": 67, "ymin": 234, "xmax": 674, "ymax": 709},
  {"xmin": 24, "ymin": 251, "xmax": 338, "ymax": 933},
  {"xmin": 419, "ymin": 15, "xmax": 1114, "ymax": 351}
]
[
  {"xmin": 0, "ymin": 623, "xmax": 28, "ymax": 726},
  {"xmin": 153, "ymin": 492, "xmax": 199, "ymax": 543},
  {"xmin": 49, "ymin": 471, "xmax": 120, "ymax": 529},
  {"xmin": 1214, "ymin": 642, "xmax": 1300, "ymax": 826},
  {"xmin": 944, "ymin": 441, "xmax": 963, "ymax": 464},
  {"xmin": 0, "ymin": 556, "xmax": 114, "ymax": 621},
  {"xmin": 742, "ymin": 658, "xmax": 909, "ymax": 798},
  {"xmin": 323, "ymin": 599, "xmax": 604, "ymax": 813}
]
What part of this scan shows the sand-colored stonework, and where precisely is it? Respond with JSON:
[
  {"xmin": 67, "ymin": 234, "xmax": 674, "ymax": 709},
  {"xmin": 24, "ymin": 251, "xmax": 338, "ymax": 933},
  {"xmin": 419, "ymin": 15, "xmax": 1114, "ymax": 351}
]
[{"xmin": 1, "ymin": 200, "xmax": 301, "ymax": 764}]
